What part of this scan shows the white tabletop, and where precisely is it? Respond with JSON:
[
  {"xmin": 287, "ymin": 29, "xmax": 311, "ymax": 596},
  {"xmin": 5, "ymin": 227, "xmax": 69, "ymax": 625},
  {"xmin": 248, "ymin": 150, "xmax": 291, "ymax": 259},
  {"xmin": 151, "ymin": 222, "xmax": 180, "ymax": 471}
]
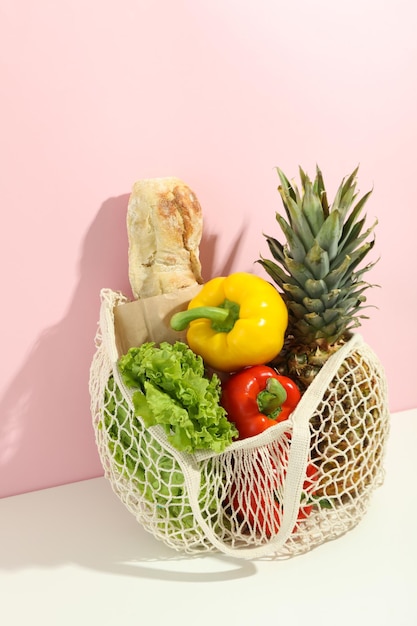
[{"xmin": 1, "ymin": 408, "xmax": 416, "ymax": 626}]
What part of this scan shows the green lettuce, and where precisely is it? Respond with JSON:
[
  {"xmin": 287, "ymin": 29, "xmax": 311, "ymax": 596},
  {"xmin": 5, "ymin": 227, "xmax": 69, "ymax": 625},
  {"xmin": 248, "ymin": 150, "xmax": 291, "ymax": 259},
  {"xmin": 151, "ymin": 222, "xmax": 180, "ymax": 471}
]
[
  {"xmin": 101, "ymin": 378, "xmax": 201, "ymax": 530},
  {"xmin": 118, "ymin": 341, "xmax": 238, "ymax": 454}
]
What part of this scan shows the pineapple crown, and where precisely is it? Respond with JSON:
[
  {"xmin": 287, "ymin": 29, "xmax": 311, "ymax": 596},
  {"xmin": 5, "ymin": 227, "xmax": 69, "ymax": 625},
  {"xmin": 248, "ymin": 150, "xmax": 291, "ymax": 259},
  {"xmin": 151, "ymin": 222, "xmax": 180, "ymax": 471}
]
[{"xmin": 258, "ymin": 165, "xmax": 378, "ymax": 346}]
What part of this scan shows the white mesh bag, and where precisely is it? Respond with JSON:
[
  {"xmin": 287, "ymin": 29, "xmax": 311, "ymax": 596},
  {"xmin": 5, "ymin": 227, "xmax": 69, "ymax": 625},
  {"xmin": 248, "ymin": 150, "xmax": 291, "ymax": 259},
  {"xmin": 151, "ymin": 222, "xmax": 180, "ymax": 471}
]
[{"xmin": 89, "ymin": 288, "xmax": 390, "ymax": 559}]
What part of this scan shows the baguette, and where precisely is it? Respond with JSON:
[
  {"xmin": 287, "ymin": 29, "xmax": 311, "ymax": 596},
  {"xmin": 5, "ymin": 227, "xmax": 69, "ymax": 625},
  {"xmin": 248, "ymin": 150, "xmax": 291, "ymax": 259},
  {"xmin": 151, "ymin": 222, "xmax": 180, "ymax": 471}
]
[{"xmin": 127, "ymin": 177, "xmax": 204, "ymax": 298}]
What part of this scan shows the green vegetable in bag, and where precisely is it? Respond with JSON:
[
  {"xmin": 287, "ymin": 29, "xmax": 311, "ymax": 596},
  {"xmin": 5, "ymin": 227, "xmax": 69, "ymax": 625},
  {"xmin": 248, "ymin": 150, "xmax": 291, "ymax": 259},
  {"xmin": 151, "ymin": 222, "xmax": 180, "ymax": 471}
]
[
  {"xmin": 118, "ymin": 341, "xmax": 238, "ymax": 454},
  {"xmin": 102, "ymin": 379, "xmax": 201, "ymax": 531}
]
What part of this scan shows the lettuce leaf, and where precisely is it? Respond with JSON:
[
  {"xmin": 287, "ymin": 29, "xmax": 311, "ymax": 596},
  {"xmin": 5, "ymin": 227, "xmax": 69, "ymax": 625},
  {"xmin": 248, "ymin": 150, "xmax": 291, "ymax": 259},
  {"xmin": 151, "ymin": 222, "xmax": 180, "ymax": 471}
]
[
  {"xmin": 118, "ymin": 341, "xmax": 238, "ymax": 453},
  {"xmin": 102, "ymin": 378, "xmax": 202, "ymax": 530}
]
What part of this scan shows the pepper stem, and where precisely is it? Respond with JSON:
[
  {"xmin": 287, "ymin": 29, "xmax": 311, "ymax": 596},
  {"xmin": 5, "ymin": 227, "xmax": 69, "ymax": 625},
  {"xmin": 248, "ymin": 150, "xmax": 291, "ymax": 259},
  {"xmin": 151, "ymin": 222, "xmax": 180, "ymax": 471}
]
[
  {"xmin": 257, "ymin": 377, "xmax": 287, "ymax": 419},
  {"xmin": 170, "ymin": 299, "xmax": 240, "ymax": 333}
]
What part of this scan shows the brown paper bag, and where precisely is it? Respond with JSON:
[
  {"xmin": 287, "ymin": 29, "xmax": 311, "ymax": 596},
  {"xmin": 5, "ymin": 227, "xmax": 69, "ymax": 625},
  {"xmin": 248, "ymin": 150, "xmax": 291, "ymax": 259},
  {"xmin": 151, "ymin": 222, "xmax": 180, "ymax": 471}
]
[{"xmin": 113, "ymin": 284, "xmax": 202, "ymax": 357}]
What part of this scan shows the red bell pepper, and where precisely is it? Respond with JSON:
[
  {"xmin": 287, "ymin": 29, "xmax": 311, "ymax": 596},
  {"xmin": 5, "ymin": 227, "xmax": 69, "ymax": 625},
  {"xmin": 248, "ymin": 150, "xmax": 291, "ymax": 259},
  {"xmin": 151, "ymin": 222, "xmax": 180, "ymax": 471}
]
[
  {"xmin": 221, "ymin": 365, "xmax": 301, "ymax": 440},
  {"xmin": 230, "ymin": 456, "xmax": 317, "ymax": 537}
]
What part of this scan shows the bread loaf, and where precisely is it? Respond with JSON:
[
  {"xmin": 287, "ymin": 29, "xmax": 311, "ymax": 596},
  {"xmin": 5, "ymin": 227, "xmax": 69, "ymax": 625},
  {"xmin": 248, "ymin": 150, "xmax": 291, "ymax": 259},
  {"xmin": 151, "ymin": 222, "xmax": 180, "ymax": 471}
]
[{"xmin": 127, "ymin": 177, "xmax": 203, "ymax": 298}]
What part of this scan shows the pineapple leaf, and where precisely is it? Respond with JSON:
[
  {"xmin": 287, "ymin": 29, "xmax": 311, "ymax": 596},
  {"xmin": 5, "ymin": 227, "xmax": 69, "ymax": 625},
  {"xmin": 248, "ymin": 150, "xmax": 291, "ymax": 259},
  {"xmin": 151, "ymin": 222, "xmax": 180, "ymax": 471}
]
[
  {"xmin": 331, "ymin": 167, "xmax": 358, "ymax": 221},
  {"xmin": 276, "ymin": 168, "xmax": 299, "ymax": 224},
  {"xmin": 285, "ymin": 256, "xmax": 315, "ymax": 285},
  {"xmin": 343, "ymin": 240, "xmax": 376, "ymax": 276},
  {"xmin": 298, "ymin": 166, "xmax": 308, "ymax": 190},
  {"xmin": 341, "ymin": 166, "xmax": 360, "ymax": 197},
  {"xmin": 320, "ymin": 288, "xmax": 341, "ymax": 308},
  {"xmin": 331, "ymin": 180, "xmax": 344, "ymax": 216},
  {"xmin": 304, "ymin": 242, "xmax": 330, "ymax": 279},
  {"xmin": 283, "ymin": 283, "xmax": 309, "ymax": 301},
  {"xmin": 288, "ymin": 302, "xmax": 309, "ymax": 320},
  {"xmin": 304, "ymin": 278, "xmax": 328, "ymax": 298},
  {"xmin": 302, "ymin": 297, "xmax": 325, "ymax": 313},
  {"xmin": 339, "ymin": 189, "xmax": 373, "ymax": 250},
  {"xmin": 320, "ymin": 321, "xmax": 341, "ymax": 339},
  {"xmin": 322, "ymin": 282, "xmax": 372, "ymax": 310},
  {"xmin": 324, "ymin": 255, "xmax": 352, "ymax": 289},
  {"xmin": 336, "ymin": 297, "xmax": 367, "ymax": 315},
  {"xmin": 257, "ymin": 258, "xmax": 290, "ymax": 289},
  {"xmin": 278, "ymin": 188, "xmax": 315, "ymax": 251},
  {"xmin": 339, "ymin": 185, "xmax": 358, "ymax": 215},
  {"xmin": 322, "ymin": 308, "xmax": 340, "ymax": 324},
  {"xmin": 264, "ymin": 234, "xmax": 285, "ymax": 264},
  {"xmin": 304, "ymin": 312, "xmax": 326, "ymax": 330},
  {"xmin": 328, "ymin": 246, "xmax": 375, "ymax": 292},
  {"xmin": 275, "ymin": 214, "xmax": 307, "ymax": 263},
  {"xmin": 337, "ymin": 219, "xmax": 377, "ymax": 262},
  {"xmin": 315, "ymin": 210, "xmax": 342, "ymax": 261},
  {"xmin": 314, "ymin": 165, "xmax": 330, "ymax": 217},
  {"xmin": 302, "ymin": 177, "xmax": 325, "ymax": 237},
  {"xmin": 276, "ymin": 168, "xmax": 297, "ymax": 204},
  {"xmin": 339, "ymin": 217, "xmax": 367, "ymax": 251},
  {"xmin": 352, "ymin": 259, "xmax": 379, "ymax": 283},
  {"xmin": 293, "ymin": 319, "xmax": 314, "ymax": 337},
  {"xmin": 277, "ymin": 168, "xmax": 316, "ymax": 250}
]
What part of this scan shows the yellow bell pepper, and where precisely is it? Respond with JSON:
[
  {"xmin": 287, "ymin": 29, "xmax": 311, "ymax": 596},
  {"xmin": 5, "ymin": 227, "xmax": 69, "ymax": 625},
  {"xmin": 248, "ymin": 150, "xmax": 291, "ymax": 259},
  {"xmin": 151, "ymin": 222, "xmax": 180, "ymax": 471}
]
[{"xmin": 170, "ymin": 272, "xmax": 288, "ymax": 372}]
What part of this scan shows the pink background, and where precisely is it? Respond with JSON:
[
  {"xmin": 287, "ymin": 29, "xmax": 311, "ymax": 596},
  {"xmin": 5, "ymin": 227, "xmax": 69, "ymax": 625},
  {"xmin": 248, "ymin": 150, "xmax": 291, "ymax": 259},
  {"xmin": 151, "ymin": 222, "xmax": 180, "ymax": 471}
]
[{"xmin": 1, "ymin": 1, "xmax": 416, "ymax": 498}]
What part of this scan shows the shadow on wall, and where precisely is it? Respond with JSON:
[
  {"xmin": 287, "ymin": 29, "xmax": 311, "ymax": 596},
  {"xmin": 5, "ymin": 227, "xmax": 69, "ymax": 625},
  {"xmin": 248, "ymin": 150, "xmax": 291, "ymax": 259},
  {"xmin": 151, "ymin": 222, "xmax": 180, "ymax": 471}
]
[
  {"xmin": 199, "ymin": 223, "xmax": 249, "ymax": 281},
  {"xmin": 0, "ymin": 196, "xmax": 247, "ymax": 499},
  {"xmin": 0, "ymin": 195, "xmax": 132, "ymax": 499}
]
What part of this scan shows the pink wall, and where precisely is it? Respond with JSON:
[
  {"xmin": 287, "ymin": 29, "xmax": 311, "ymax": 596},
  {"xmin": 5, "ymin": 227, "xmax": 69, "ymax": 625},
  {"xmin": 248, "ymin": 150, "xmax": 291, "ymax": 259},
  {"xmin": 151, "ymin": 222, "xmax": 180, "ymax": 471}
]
[{"xmin": 1, "ymin": 1, "xmax": 416, "ymax": 498}]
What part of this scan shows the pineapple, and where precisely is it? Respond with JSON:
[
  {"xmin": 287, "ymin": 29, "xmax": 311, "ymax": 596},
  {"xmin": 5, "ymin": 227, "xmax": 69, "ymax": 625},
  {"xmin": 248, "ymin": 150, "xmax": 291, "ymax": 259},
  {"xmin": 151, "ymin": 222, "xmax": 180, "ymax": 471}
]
[{"xmin": 258, "ymin": 166, "xmax": 389, "ymax": 505}]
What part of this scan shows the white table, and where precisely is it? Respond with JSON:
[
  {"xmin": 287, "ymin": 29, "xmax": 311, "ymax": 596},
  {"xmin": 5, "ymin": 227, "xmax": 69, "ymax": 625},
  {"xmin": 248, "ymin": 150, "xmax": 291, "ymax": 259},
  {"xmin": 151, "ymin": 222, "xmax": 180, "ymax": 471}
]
[{"xmin": 1, "ymin": 409, "xmax": 416, "ymax": 626}]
